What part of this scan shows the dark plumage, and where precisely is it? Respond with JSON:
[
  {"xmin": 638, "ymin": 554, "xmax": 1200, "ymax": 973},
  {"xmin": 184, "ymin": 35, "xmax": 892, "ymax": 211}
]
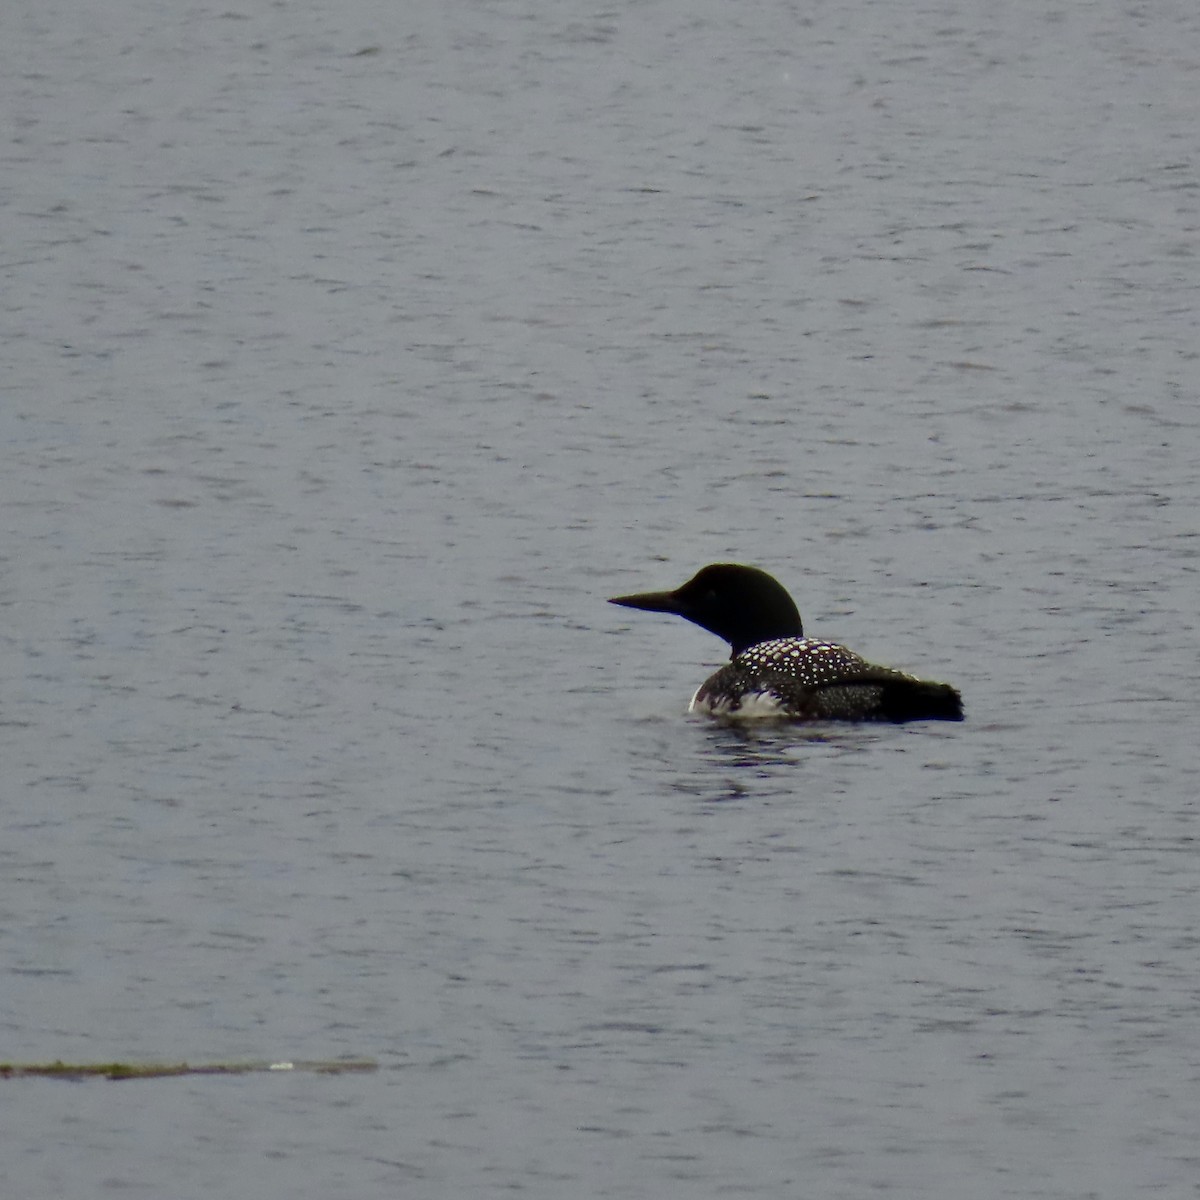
[{"xmin": 609, "ymin": 563, "xmax": 963, "ymax": 723}]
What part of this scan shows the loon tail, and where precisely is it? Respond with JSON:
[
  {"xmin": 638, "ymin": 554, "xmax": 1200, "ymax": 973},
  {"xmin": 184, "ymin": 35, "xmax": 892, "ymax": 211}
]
[{"xmin": 874, "ymin": 678, "xmax": 963, "ymax": 723}]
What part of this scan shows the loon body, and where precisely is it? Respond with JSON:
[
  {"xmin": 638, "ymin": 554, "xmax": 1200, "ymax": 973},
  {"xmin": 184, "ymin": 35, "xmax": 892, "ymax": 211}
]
[{"xmin": 609, "ymin": 563, "xmax": 963, "ymax": 723}]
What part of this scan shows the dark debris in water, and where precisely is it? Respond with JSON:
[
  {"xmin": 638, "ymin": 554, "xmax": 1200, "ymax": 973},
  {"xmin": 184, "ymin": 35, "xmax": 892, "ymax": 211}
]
[{"xmin": 1, "ymin": 1059, "xmax": 378, "ymax": 1081}]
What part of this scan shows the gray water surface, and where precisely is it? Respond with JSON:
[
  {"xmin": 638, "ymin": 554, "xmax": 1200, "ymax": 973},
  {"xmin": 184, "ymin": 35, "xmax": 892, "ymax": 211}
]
[{"xmin": 3, "ymin": 1, "xmax": 1199, "ymax": 1197}]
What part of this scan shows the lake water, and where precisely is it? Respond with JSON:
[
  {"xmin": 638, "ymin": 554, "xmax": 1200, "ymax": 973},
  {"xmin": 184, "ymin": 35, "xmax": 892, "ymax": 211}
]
[{"xmin": 3, "ymin": 0, "xmax": 1199, "ymax": 1196}]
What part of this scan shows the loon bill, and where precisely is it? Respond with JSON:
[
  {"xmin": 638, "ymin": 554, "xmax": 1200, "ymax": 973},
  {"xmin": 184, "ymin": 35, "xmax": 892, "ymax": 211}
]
[{"xmin": 609, "ymin": 563, "xmax": 963, "ymax": 723}]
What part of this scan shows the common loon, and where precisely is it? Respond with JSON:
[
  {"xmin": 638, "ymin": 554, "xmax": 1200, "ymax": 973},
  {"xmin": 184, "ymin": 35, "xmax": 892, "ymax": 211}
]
[{"xmin": 609, "ymin": 563, "xmax": 963, "ymax": 722}]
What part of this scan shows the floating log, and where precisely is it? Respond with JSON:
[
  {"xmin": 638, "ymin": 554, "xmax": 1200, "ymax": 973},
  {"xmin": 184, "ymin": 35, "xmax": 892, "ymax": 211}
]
[{"xmin": 0, "ymin": 1059, "xmax": 378, "ymax": 1081}]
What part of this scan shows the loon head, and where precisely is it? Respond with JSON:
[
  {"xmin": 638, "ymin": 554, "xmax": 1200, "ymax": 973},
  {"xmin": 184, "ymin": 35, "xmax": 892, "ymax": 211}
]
[{"xmin": 609, "ymin": 563, "xmax": 804, "ymax": 656}]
